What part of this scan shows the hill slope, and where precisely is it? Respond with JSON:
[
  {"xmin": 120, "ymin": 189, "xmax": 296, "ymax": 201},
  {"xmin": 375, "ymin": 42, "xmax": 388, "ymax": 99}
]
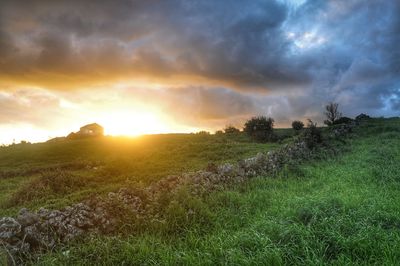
[
  {"xmin": 2, "ymin": 118, "xmax": 400, "ymax": 265},
  {"xmin": 0, "ymin": 133, "xmax": 281, "ymax": 217}
]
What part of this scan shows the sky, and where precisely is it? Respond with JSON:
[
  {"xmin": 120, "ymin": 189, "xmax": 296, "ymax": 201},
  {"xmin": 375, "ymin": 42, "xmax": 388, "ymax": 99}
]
[{"xmin": 0, "ymin": 0, "xmax": 399, "ymax": 143}]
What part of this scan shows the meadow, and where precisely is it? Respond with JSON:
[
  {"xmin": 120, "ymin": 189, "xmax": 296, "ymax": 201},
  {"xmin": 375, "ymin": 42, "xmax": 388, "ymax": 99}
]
[
  {"xmin": 0, "ymin": 132, "xmax": 284, "ymax": 217},
  {"xmin": 1, "ymin": 118, "xmax": 400, "ymax": 265}
]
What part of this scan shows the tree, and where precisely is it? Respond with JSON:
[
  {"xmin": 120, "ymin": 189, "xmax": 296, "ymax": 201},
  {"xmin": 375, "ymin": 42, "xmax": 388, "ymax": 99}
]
[
  {"xmin": 243, "ymin": 116, "xmax": 275, "ymax": 142},
  {"xmin": 292, "ymin": 120, "xmax": 304, "ymax": 131},
  {"xmin": 196, "ymin": 131, "xmax": 210, "ymax": 135},
  {"xmin": 215, "ymin": 130, "xmax": 224, "ymax": 135},
  {"xmin": 324, "ymin": 102, "xmax": 342, "ymax": 126},
  {"xmin": 224, "ymin": 125, "xmax": 240, "ymax": 134}
]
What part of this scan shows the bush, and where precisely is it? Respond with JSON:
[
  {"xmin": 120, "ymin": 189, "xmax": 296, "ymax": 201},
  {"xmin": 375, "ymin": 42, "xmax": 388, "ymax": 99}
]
[
  {"xmin": 301, "ymin": 119, "xmax": 322, "ymax": 149},
  {"xmin": 196, "ymin": 131, "xmax": 210, "ymax": 135},
  {"xmin": 292, "ymin": 121, "xmax": 304, "ymax": 131},
  {"xmin": 224, "ymin": 125, "xmax": 240, "ymax": 134},
  {"xmin": 332, "ymin": 117, "xmax": 353, "ymax": 125},
  {"xmin": 355, "ymin": 113, "xmax": 370, "ymax": 121},
  {"xmin": 243, "ymin": 116, "xmax": 275, "ymax": 142}
]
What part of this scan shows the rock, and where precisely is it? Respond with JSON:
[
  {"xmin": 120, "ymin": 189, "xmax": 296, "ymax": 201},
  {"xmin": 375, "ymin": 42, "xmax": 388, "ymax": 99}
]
[
  {"xmin": 108, "ymin": 192, "xmax": 117, "ymax": 199},
  {"xmin": 38, "ymin": 207, "xmax": 50, "ymax": 218},
  {"xmin": 217, "ymin": 163, "xmax": 235, "ymax": 176},
  {"xmin": 17, "ymin": 208, "xmax": 39, "ymax": 227},
  {"xmin": 23, "ymin": 223, "xmax": 56, "ymax": 249},
  {"xmin": 0, "ymin": 218, "xmax": 21, "ymax": 241}
]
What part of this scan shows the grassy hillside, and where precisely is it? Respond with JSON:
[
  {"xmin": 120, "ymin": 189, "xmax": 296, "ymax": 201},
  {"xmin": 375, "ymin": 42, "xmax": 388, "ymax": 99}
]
[
  {"xmin": 0, "ymin": 133, "xmax": 281, "ymax": 217},
  {"xmin": 2, "ymin": 118, "xmax": 400, "ymax": 265}
]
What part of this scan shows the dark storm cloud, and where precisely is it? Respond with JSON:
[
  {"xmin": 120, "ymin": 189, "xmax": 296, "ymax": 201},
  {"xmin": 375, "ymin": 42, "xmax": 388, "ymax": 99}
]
[
  {"xmin": 0, "ymin": 0, "xmax": 399, "ymax": 126},
  {"xmin": 166, "ymin": 87, "xmax": 258, "ymax": 121},
  {"xmin": 0, "ymin": 0, "xmax": 310, "ymax": 89},
  {"xmin": 283, "ymin": 0, "xmax": 400, "ymax": 119}
]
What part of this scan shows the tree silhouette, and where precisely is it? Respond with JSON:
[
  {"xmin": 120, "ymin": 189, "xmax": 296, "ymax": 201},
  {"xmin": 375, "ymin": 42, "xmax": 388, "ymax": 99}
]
[
  {"xmin": 244, "ymin": 116, "xmax": 274, "ymax": 141},
  {"xmin": 224, "ymin": 125, "xmax": 240, "ymax": 134},
  {"xmin": 324, "ymin": 102, "xmax": 342, "ymax": 126},
  {"xmin": 292, "ymin": 120, "xmax": 304, "ymax": 131}
]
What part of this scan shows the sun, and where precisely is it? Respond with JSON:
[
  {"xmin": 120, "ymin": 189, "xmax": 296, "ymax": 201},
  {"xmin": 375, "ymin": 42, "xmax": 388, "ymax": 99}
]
[{"xmin": 97, "ymin": 109, "xmax": 172, "ymax": 136}]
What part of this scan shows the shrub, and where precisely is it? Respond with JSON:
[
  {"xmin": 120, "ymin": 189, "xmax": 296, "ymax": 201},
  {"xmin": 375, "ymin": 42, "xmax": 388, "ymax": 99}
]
[
  {"xmin": 324, "ymin": 102, "xmax": 342, "ymax": 126},
  {"xmin": 243, "ymin": 116, "xmax": 275, "ymax": 142},
  {"xmin": 355, "ymin": 113, "xmax": 370, "ymax": 121},
  {"xmin": 332, "ymin": 116, "xmax": 353, "ymax": 125},
  {"xmin": 301, "ymin": 119, "xmax": 322, "ymax": 149},
  {"xmin": 292, "ymin": 120, "xmax": 304, "ymax": 131},
  {"xmin": 215, "ymin": 130, "xmax": 224, "ymax": 135},
  {"xmin": 196, "ymin": 131, "xmax": 210, "ymax": 135},
  {"xmin": 224, "ymin": 125, "xmax": 240, "ymax": 134}
]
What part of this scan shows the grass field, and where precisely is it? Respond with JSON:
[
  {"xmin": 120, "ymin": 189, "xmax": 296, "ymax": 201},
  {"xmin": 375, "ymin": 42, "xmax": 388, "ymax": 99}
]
[
  {"xmin": 2, "ymin": 118, "xmax": 400, "ymax": 265},
  {"xmin": 0, "ymin": 132, "xmax": 283, "ymax": 217}
]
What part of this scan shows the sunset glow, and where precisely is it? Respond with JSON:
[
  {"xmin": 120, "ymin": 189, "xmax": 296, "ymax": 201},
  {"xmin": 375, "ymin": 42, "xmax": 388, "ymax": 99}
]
[
  {"xmin": 98, "ymin": 110, "xmax": 174, "ymax": 136},
  {"xmin": 0, "ymin": 0, "xmax": 398, "ymax": 144},
  {"xmin": 1, "ymin": 2, "xmax": 399, "ymax": 263}
]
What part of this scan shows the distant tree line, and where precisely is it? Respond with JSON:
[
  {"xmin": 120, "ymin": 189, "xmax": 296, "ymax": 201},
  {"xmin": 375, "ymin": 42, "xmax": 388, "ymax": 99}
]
[{"xmin": 212, "ymin": 102, "xmax": 370, "ymax": 143}]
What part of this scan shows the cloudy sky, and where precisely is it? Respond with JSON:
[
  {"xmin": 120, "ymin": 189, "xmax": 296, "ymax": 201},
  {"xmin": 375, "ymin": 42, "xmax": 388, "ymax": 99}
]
[{"xmin": 0, "ymin": 0, "xmax": 399, "ymax": 143}]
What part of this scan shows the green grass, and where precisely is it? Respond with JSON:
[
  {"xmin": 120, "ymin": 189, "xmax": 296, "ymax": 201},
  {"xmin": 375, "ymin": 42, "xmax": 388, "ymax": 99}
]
[
  {"xmin": 27, "ymin": 118, "xmax": 400, "ymax": 265},
  {"xmin": 0, "ymin": 133, "xmax": 280, "ymax": 216},
  {"xmin": 3, "ymin": 118, "xmax": 400, "ymax": 265}
]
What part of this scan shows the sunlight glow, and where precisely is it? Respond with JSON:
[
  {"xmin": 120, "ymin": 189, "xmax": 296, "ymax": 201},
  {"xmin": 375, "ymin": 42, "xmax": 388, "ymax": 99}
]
[
  {"xmin": 97, "ymin": 110, "xmax": 174, "ymax": 136},
  {"xmin": 0, "ymin": 124, "xmax": 65, "ymax": 145}
]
